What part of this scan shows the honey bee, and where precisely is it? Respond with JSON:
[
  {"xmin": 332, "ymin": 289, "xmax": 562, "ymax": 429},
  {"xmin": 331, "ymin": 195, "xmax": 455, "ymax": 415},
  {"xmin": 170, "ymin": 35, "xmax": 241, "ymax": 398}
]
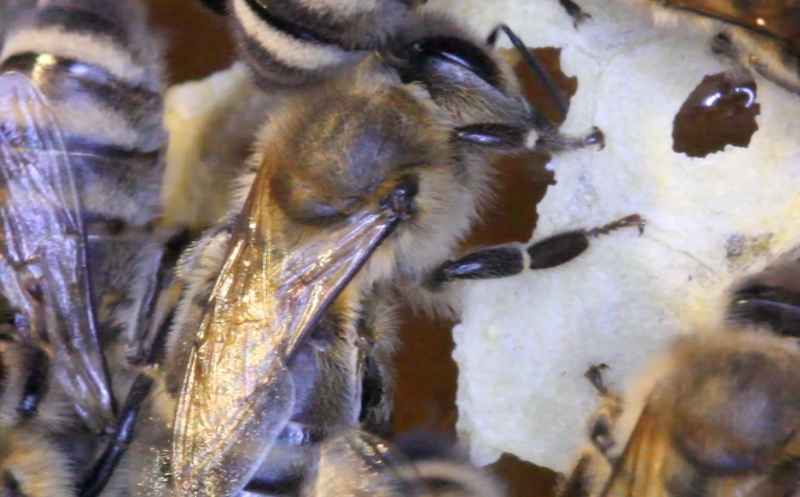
[
  {"xmin": 560, "ymin": 327, "xmax": 800, "ymax": 497},
  {"xmin": 0, "ymin": 0, "xmax": 177, "ymax": 495},
  {"xmin": 137, "ymin": 55, "xmax": 645, "ymax": 496},
  {"xmin": 169, "ymin": 0, "xmax": 603, "ymax": 237},
  {"xmin": 626, "ymin": 0, "xmax": 800, "ymax": 95}
]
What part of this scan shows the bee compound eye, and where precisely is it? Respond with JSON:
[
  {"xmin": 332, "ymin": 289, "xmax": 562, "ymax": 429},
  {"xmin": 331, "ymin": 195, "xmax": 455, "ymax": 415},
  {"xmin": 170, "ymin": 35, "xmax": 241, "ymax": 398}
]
[{"xmin": 413, "ymin": 37, "xmax": 501, "ymax": 89}]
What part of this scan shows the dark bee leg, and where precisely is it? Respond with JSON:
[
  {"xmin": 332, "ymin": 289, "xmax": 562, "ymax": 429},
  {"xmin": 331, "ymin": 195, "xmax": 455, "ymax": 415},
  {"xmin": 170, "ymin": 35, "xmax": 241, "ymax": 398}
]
[
  {"xmin": 455, "ymin": 122, "xmax": 604, "ymax": 155},
  {"xmin": 425, "ymin": 215, "xmax": 644, "ymax": 290},
  {"xmin": 584, "ymin": 364, "xmax": 622, "ymax": 462},
  {"xmin": 79, "ymin": 373, "xmax": 154, "ymax": 497},
  {"xmin": 728, "ymin": 286, "xmax": 800, "ymax": 338},
  {"xmin": 455, "ymin": 123, "xmax": 531, "ymax": 150},
  {"xmin": 558, "ymin": 0, "xmax": 592, "ymax": 29},
  {"xmin": 80, "ymin": 263, "xmax": 179, "ymax": 497}
]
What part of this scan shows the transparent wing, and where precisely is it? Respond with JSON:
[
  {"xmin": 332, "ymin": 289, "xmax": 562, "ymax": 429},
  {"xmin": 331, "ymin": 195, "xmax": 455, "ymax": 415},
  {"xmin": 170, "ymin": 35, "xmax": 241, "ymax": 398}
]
[
  {"xmin": 172, "ymin": 169, "xmax": 402, "ymax": 497},
  {"xmin": 308, "ymin": 429, "xmax": 427, "ymax": 497},
  {"xmin": 600, "ymin": 405, "xmax": 671, "ymax": 497},
  {"xmin": 0, "ymin": 72, "xmax": 114, "ymax": 432}
]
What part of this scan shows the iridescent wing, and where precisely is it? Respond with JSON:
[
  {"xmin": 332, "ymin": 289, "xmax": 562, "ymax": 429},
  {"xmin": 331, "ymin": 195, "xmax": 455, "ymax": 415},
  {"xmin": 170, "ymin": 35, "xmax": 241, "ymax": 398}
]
[
  {"xmin": 666, "ymin": 0, "xmax": 800, "ymax": 43},
  {"xmin": 0, "ymin": 72, "xmax": 115, "ymax": 433},
  {"xmin": 308, "ymin": 429, "xmax": 427, "ymax": 497},
  {"xmin": 172, "ymin": 166, "xmax": 404, "ymax": 497},
  {"xmin": 600, "ymin": 405, "xmax": 672, "ymax": 497}
]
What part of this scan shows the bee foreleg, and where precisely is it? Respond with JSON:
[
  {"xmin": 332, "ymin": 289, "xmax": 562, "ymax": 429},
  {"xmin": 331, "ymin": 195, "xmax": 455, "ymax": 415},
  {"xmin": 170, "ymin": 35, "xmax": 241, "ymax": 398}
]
[
  {"xmin": 584, "ymin": 364, "xmax": 610, "ymax": 395},
  {"xmin": 455, "ymin": 123, "xmax": 531, "ymax": 151},
  {"xmin": 537, "ymin": 125, "xmax": 605, "ymax": 153}
]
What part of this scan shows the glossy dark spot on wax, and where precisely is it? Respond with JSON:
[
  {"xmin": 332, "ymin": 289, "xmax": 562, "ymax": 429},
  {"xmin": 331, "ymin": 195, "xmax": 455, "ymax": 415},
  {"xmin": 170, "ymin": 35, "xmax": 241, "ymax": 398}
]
[{"xmin": 673, "ymin": 73, "xmax": 759, "ymax": 158}]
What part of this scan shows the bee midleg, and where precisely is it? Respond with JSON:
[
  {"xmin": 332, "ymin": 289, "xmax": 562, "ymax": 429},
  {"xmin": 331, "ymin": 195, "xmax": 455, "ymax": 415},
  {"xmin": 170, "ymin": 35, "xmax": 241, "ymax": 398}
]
[
  {"xmin": 424, "ymin": 214, "xmax": 645, "ymax": 291},
  {"xmin": 584, "ymin": 364, "xmax": 622, "ymax": 462}
]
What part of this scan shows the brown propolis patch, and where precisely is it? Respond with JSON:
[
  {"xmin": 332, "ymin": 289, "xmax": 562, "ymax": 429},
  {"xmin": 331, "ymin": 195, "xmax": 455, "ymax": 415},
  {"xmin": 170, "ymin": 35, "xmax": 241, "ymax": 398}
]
[{"xmin": 673, "ymin": 73, "xmax": 760, "ymax": 158}]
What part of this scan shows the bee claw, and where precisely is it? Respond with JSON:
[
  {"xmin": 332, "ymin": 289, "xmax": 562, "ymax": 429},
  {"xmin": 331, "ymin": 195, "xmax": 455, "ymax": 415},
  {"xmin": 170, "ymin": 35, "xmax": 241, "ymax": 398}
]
[{"xmin": 583, "ymin": 127, "xmax": 605, "ymax": 149}]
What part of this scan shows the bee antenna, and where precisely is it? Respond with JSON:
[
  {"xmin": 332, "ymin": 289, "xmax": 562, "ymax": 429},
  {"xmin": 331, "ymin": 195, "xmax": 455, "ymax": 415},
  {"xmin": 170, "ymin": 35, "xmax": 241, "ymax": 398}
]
[{"xmin": 488, "ymin": 24, "xmax": 569, "ymax": 120}]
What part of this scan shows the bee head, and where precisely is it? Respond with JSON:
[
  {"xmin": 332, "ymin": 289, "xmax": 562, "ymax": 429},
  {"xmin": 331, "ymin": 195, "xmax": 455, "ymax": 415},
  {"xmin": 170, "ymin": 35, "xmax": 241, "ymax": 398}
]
[
  {"xmin": 263, "ymin": 73, "xmax": 453, "ymax": 227},
  {"xmin": 665, "ymin": 332, "xmax": 800, "ymax": 473}
]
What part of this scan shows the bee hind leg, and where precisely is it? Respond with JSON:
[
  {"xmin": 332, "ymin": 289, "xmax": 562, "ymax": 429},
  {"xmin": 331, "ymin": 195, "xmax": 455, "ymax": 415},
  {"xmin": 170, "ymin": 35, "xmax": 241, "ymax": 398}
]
[{"xmin": 425, "ymin": 214, "xmax": 645, "ymax": 291}]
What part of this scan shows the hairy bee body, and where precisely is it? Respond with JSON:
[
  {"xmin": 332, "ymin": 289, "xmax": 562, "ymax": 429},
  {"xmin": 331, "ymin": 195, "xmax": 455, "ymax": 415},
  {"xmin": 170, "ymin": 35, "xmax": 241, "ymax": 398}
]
[
  {"xmin": 161, "ymin": 0, "xmax": 426, "ymax": 234},
  {"xmin": 136, "ymin": 3, "xmax": 638, "ymax": 495},
  {"xmin": 564, "ymin": 327, "xmax": 800, "ymax": 497},
  {"xmin": 220, "ymin": 0, "xmax": 421, "ymax": 90},
  {"xmin": 302, "ymin": 429, "xmax": 507, "ymax": 497},
  {"xmin": 132, "ymin": 65, "xmax": 468, "ymax": 496},
  {"xmin": 0, "ymin": 332, "xmax": 101, "ymax": 495}
]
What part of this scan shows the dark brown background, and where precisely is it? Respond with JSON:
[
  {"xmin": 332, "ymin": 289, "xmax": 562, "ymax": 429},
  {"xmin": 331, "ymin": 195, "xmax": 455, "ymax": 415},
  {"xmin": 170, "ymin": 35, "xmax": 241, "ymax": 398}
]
[{"xmin": 146, "ymin": 1, "xmax": 570, "ymax": 495}]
